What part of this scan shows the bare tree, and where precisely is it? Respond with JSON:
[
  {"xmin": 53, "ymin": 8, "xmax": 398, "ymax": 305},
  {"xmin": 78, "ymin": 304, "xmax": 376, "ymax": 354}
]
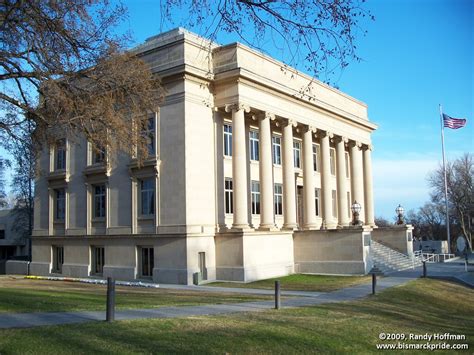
[
  {"xmin": 429, "ymin": 153, "xmax": 473, "ymax": 249},
  {"xmin": 0, "ymin": 157, "xmax": 8, "ymax": 208},
  {"xmin": 161, "ymin": 0, "xmax": 373, "ymax": 84},
  {"xmin": 0, "ymin": 0, "xmax": 163, "ymax": 159}
]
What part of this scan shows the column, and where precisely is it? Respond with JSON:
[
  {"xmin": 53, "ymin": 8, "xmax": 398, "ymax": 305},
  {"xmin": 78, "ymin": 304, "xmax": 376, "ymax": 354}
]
[
  {"xmin": 302, "ymin": 126, "xmax": 317, "ymax": 229},
  {"xmin": 282, "ymin": 119, "xmax": 297, "ymax": 229},
  {"xmin": 335, "ymin": 136, "xmax": 350, "ymax": 226},
  {"xmin": 363, "ymin": 144, "xmax": 375, "ymax": 226},
  {"xmin": 320, "ymin": 130, "xmax": 334, "ymax": 228},
  {"xmin": 225, "ymin": 103, "xmax": 250, "ymax": 229},
  {"xmin": 258, "ymin": 112, "xmax": 276, "ymax": 230},
  {"xmin": 349, "ymin": 141, "xmax": 364, "ymax": 223}
]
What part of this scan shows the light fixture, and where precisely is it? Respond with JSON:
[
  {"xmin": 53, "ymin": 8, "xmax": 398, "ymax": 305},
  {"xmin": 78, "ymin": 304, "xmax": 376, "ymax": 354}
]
[
  {"xmin": 351, "ymin": 201, "xmax": 362, "ymax": 225},
  {"xmin": 396, "ymin": 204, "xmax": 405, "ymax": 225}
]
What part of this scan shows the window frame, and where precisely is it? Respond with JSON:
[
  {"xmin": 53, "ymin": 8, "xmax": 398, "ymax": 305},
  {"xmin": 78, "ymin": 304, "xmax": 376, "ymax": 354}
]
[
  {"xmin": 313, "ymin": 144, "xmax": 320, "ymax": 172},
  {"xmin": 91, "ymin": 246, "xmax": 105, "ymax": 275},
  {"xmin": 272, "ymin": 135, "xmax": 282, "ymax": 165},
  {"xmin": 345, "ymin": 152, "xmax": 350, "ymax": 178},
  {"xmin": 332, "ymin": 189, "xmax": 338, "ymax": 218},
  {"xmin": 330, "ymin": 148, "xmax": 336, "ymax": 176},
  {"xmin": 224, "ymin": 178, "xmax": 233, "ymax": 214},
  {"xmin": 249, "ymin": 130, "xmax": 259, "ymax": 161},
  {"xmin": 251, "ymin": 180, "xmax": 260, "ymax": 215},
  {"xmin": 55, "ymin": 139, "xmax": 66, "ymax": 171},
  {"xmin": 55, "ymin": 188, "xmax": 66, "ymax": 221},
  {"xmin": 293, "ymin": 140, "xmax": 301, "ymax": 168},
  {"xmin": 223, "ymin": 123, "xmax": 232, "ymax": 157},
  {"xmin": 315, "ymin": 188, "xmax": 321, "ymax": 217},
  {"xmin": 52, "ymin": 245, "xmax": 64, "ymax": 273},
  {"xmin": 139, "ymin": 246, "xmax": 154, "ymax": 278},
  {"xmin": 93, "ymin": 184, "xmax": 106, "ymax": 219},
  {"xmin": 274, "ymin": 183, "xmax": 283, "ymax": 215},
  {"xmin": 140, "ymin": 178, "xmax": 155, "ymax": 216}
]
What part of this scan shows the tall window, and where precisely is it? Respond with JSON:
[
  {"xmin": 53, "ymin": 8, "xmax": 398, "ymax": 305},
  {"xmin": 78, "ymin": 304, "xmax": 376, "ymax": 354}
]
[
  {"xmin": 52, "ymin": 246, "xmax": 64, "ymax": 273},
  {"xmin": 145, "ymin": 115, "xmax": 156, "ymax": 155},
  {"xmin": 0, "ymin": 230, "xmax": 4, "ymax": 239},
  {"xmin": 330, "ymin": 148, "xmax": 336, "ymax": 176},
  {"xmin": 93, "ymin": 184, "xmax": 106, "ymax": 218},
  {"xmin": 140, "ymin": 178, "xmax": 155, "ymax": 216},
  {"xmin": 92, "ymin": 145, "xmax": 106, "ymax": 164},
  {"xmin": 140, "ymin": 247, "xmax": 154, "ymax": 278},
  {"xmin": 274, "ymin": 183, "xmax": 283, "ymax": 215},
  {"xmin": 91, "ymin": 246, "xmax": 105, "ymax": 275},
  {"xmin": 55, "ymin": 139, "xmax": 66, "ymax": 170},
  {"xmin": 223, "ymin": 123, "xmax": 232, "ymax": 156},
  {"xmin": 313, "ymin": 144, "xmax": 320, "ymax": 172},
  {"xmin": 293, "ymin": 141, "xmax": 301, "ymax": 168},
  {"xmin": 251, "ymin": 181, "xmax": 260, "ymax": 214},
  {"xmin": 249, "ymin": 131, "xmax": 259, "ymax": 161},
  {"xmin": 345, "ymin": 152, "xmax": 350, "ymax": 178},
  {"xmin": 332, "ymin": 190, "xmax": 338, "ymax": 217},
  {"xmin": 224, "ymin": 178, "xmax": 233, "ymax": 214},
  {"xmin": 55, "ymin": 188, "xmax": 65, "ymax": 221},
  {"xmin": 315, "ymin": 188, "xmax": 321, "ymax": 216},
  {"xmin": 272, "ymin": 136, "xmax": 281, "ymax": 165}
]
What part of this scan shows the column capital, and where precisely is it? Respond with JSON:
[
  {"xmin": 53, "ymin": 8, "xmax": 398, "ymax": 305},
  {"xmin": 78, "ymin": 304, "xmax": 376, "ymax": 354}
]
[
  {"xmin": 283, "ymin": 118, "xmax": 298, "ymax": 127},
  {"xmin": 225, "ymin": 102, "xmax": 250, "ymax": 113},
  {"xmin": 348, "ymin": 140, "xmax": 362, "ymax": 149},
  {"xmin": 316, "ymin": 129, "xmax": 333, "ymax": 139},
  {"xmin": 251, "ymin": 112, "xmax": 276, "ymax": 121},
  {"xmin": 333, "ymin": 135, "xmax": 348, "ymax": 144},
  {"xmin": 304, "ymin": 125, "xmax": 317, "ymax": 134},
  {"xmin": 362, "ymin": 143, "xmax": 373, "ymax": 151}
]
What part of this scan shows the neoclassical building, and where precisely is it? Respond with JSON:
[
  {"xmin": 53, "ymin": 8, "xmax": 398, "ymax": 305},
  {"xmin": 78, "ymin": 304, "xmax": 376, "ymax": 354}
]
[{"xmin": 31, "ymin": 28, "xmax": 379, "ymax": 284}]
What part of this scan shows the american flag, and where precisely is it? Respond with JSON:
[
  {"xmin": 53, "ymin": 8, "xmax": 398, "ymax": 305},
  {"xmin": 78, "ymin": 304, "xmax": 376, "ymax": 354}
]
[{"xmin": 443, "ymin": 113, "xmax": 467, "ymax": 129}]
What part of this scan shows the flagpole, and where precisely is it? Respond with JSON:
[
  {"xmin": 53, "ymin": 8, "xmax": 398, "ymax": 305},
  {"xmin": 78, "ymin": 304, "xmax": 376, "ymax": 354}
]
[{"xmin": 439, "ymin": 104, "xmax": 451, "ymax": 254}]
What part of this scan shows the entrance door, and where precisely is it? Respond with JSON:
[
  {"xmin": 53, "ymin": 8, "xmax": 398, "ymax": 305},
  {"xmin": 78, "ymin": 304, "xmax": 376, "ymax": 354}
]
[
  {"xmin": 297, "ymin": 186, "xmax": 304, "ymax": 229},
  {"xmin": 198, "ymin": 252, "xmax": 207, "ymax": 280}
]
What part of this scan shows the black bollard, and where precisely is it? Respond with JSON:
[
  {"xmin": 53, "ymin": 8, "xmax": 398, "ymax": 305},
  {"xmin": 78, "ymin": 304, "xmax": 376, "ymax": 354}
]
[
  {"xmin": 106, "ymin": 277, "xmax": 115, "ymax": 322},
  {"xmin": 372, "ymin": 273, "xmax": 376, "ymax": 295},
  {"xmin": 422, "ymin": 261, "xmax": 427, "ymax": 278},
  {"xmin": 274, "ymin": 280, "xmax": 281, "ymax": 310}
]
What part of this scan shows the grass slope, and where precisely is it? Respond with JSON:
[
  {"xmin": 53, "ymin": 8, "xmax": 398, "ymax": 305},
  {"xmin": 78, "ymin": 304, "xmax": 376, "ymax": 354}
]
[{"xmin": 0, "ymin": 279, "xmax": 471, "ymax": 354}]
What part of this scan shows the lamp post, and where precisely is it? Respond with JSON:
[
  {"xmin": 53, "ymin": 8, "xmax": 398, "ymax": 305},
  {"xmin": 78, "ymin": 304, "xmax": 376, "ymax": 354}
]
[
  {"xmin": 351, "ymin": 201, "xmax": 362, "ymax": 226},
  {"xmin": 396, "ymin": 204, "xmax": 405, "ymax": 225}
]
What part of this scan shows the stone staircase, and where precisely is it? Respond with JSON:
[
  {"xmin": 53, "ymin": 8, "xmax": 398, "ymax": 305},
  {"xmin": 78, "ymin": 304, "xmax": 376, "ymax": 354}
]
[{"xmin": 371, "ymin": 240, "xmax": 422, "ymax": 274}]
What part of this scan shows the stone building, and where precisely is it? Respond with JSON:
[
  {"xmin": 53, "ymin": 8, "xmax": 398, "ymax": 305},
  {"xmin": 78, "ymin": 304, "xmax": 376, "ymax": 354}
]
[{"xmin": 31, "ymin": 28, "xmax": 380, "ymax": 284}]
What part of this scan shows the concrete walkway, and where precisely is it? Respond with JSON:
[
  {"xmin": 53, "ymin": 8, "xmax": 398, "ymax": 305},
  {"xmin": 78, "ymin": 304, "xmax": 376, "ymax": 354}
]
[{"xmin": 0, "ymin": 274, "xmax": 415, "ymax": 329}]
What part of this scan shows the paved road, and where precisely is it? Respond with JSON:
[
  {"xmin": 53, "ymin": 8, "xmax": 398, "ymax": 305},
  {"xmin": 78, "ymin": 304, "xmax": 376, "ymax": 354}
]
[{"xmin": 1, "ymin": 262, "xmax": 471, "ymax": 329}]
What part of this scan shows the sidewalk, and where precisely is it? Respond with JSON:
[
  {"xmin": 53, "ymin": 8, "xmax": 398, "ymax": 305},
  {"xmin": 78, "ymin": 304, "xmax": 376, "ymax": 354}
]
[{"xmin": 0, "ymin": 274, "xmax": 415, "ymax": 329}]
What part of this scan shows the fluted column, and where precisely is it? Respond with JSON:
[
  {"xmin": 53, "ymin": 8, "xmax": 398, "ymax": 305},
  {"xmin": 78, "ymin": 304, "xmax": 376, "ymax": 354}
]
[
  {"xmin": 335, "ymin": 136, "xmax": 350, "ymax": 226},
  {"xmin": 225, "ymin": 103, "xmax": 251, "ymax": 229},
  {"xmin": 258, "ymin": 112, "xmax": 276, "ymax": 230},
  {"xmin": 282, "ymin": 119, "xmax": 298, "ymax": 229},
  {"xmin": 303, "ymin": 126, "xmax": 317, "ymax": 229},
  {"xmin": 349, "ymin": 141, "xmax": 364, "ymax": 223},
  {"xmin": 320, "ymin": 130, "xmax": 334, "ymax": 228},
  {"xmin": 363, "ymin": 144, "xmax": 375, "ymax": 226}
]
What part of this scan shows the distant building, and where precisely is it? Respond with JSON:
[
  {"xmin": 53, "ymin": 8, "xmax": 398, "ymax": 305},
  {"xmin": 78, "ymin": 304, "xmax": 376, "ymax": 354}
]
[
  {"xmin": 0, "ymin": 209, "xmax": 29, "ymax": 262},
  {"xmin": 31, "ymin": 28, "xmax": 379, "ymax": 284}
]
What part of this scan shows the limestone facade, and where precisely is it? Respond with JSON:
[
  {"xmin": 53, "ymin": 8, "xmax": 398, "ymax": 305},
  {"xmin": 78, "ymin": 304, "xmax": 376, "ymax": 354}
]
[{"xmin": 31, "ymin": 28, "xmax": 378, "ymax": 284}]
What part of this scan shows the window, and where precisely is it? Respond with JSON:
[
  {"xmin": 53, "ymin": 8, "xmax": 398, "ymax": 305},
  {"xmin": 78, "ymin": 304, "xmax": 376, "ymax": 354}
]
[
  {"xmin": 140, "ymin": 247, "xmax": 154, "ymax": 278},
  {"xmin": 92, "ymin": 145, "xmax": 106, "ymax": 164},
  {"xmin": 145, "ymin": 115, "xmax": 156, "ymax": 155},
  {"xmin": 315, "ymin": 188, "xmax": 321, "ymax": 216},
  {"xmin": 91, "ymin": 246, "xmax": 105, "ymax": 275},
  {"xmin": 224, "ymin": 178, "xmax": 233, "ymax": 214},
  {"xmin": 0, "ymin": 230, "xmax": 5, "ymax": 239},
  {"xmin": 199, "ymin": 252, "xmax": 207, "ymax": 280},
  {"xmin": 347, "ymin": 191, "xmax": 352, "ymax": 218},
  {"xmin": 251, "ymin": 181, "xmax": 260, "ymax": 214},
  {"xmin": 345, "ymin": 152, "xmax": 350, "ymax": 178},
  {"xmin": 332, "ymin": 190, "xmax": 338, "ymax": 218},
  {"xmin": 274, "ymin": 184, "xmax": 283, "ymax": 215},
  {"xmin": 330, "ymin": 148, "xmax": 336, "ymax": 176},
  {"xmin": 293, "ymin": 141, "xmax": 301, "ymax": 168},
  {"xmin": 55, "ymin": 188, "xmax": 65, "ymax": 221},
  {"xmin": 223, "ymin": 123, "xmax": 232, "ymax": 157},
  {"xmin": 55, "ymin": 139, "xmax": 66, "ymax": 170},
  {"xmin": 313, "ymin": 144, "xmax": 320, "ymax": 172},
  {"xmin": 272, "ymin": 136, "xmax": 281, "ymax": 165},
  {"xmin": 52, "ymin": 246, "xmax": 64, "ymax": 273},
  {"xmin": 93, "ymin": 184, "xmax": 106, "ymax": 218},
  {"xmin": 249, "ymin": 131, "xmax": 259, "ymax": 161},
  {"xmin": 140, "ymin": 178, "xmax": 155, "ymax": 216}
]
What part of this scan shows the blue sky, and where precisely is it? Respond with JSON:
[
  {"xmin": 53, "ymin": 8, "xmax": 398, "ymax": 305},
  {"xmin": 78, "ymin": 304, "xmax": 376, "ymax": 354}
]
[
  {"xmin": 2, "ymin": 0, "xmax": 472, "ymax": 219},
  {"xmin": 117, "ymin": 0, "xmax": 473, "ymax": 218}
]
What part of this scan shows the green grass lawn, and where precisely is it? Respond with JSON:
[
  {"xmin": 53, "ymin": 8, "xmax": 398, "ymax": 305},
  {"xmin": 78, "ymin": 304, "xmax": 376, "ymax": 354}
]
[
  {"xmin": 1, "ymin": 279, "xmax": 471, "ymax": 354},
  {"xmin": 209, "ymin": 273, "xmax": 372, "ymax": 292},
  {"xmin": 0, "ymin": 277, "xmax": 270, "ymax": 313}
]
